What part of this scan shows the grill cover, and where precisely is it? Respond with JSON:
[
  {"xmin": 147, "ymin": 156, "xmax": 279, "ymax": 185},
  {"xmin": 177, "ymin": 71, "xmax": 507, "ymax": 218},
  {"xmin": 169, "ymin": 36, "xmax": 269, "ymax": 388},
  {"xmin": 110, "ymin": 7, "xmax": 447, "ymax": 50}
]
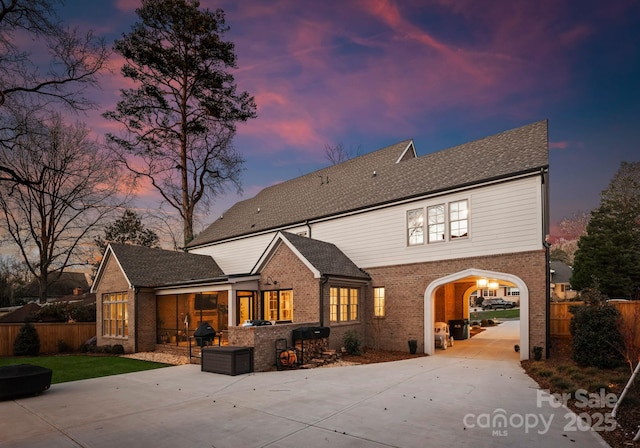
[
  {"xmin": 194, "ymin": 322, "xmax": 216, "ymax": 338},
  {"xmin": 292, "ymin": 326, "xmax": 330, "ymax": 341}
]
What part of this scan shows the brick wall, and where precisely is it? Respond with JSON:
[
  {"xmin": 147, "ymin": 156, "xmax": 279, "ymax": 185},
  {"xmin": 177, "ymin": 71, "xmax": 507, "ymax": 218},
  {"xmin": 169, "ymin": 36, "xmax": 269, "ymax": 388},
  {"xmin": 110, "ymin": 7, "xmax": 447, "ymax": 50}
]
[
  {"xmin": 228, "ymin": 322, "xmax": 320, "ymax": 371},
  {"xmin": 95, "ymin": 254, "xmax": 136, "ymax": 353},
  {"xmin": 364, "ymin": 250, "xmax": 547, "ymax": 357},
  {"xmin": 261, "ymin": 243, "xmax": 319, "ymax": 323}
]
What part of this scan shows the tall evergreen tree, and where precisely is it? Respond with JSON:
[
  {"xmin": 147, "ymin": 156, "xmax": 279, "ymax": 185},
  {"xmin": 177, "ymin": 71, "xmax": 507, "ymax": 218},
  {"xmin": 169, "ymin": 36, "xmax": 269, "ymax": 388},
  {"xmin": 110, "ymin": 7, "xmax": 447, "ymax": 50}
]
[
  {"xmin": 95, "ymin": 209, "xmax": 159, "ymax": 251},
  {"xmin": 571, "ymin": 162, "xmax": 640, "ymax": 298},
  {"xmin": 104, "ymin": 0, "xmax": 256, "ymax": 247}
]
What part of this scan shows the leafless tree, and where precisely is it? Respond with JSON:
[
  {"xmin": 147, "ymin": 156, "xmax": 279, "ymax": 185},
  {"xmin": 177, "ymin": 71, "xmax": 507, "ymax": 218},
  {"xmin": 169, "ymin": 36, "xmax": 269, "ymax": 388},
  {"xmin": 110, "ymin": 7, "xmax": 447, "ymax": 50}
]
[
  {"xmin": 324, "ymin": 142, "xmax": 361, "ymax": 165},
  {"xmin": 0, "ymin": 0, "xmax": 109, "ymax": 184},
  {"xmin": 0, "ymin": 114, "xmax": 130, "ymax": 303}
]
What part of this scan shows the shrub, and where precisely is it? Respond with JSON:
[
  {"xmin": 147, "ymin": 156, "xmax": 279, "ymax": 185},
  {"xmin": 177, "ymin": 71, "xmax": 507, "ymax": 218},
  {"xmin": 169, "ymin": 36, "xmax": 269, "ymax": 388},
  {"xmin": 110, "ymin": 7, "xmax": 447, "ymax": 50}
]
[
  {"xmin": 57, "ymin": 339, "xmax": 70, "ymax": 353},
  {"xmin": 533, "ymin": 346, "xmax": 543, "ymax": 361},
  {"xmin": 111, "ymin": 344, "xmax": 125, "ymax": 355},
  {"xmin": 550, "ymin": 376, "xmax": 574, "ymax": 390},
  {"xmin": 343, "ymin": 330, "xmax": 362, "ymax": 356},
  {"xmin": 569, "ymin": 302, "xmax": 624, "ymax": 369},
  {"xmin": 13, "ymin": 322, "xmax": 40, "ymax": 356}
]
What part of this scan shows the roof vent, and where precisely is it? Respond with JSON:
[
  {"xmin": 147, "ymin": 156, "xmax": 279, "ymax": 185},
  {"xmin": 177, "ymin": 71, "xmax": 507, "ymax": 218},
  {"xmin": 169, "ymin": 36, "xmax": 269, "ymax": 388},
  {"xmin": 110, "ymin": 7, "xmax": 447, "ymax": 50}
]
[
  {"xmin": 257, "ymin": 207, "xmax": 261, "ymax": 213},
  {"xmin": 372, "ymin": 170, "xmax": 377, "ymax": 177}
]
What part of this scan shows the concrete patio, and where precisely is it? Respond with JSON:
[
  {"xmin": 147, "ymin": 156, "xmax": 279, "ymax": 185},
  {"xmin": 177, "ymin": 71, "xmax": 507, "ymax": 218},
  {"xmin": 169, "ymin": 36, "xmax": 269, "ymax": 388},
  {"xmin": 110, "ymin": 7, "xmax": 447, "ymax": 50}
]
[{"xmin": 1, "ymin": 320, "xmax": 609, "ymax": 447}]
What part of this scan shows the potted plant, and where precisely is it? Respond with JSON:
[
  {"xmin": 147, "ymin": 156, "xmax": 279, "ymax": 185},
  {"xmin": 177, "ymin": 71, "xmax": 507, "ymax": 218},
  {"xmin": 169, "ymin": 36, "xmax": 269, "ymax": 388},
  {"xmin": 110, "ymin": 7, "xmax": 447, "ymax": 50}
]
[{"xmin": 408, "ymin": 339, "xmax": 418, "ymax": 354}]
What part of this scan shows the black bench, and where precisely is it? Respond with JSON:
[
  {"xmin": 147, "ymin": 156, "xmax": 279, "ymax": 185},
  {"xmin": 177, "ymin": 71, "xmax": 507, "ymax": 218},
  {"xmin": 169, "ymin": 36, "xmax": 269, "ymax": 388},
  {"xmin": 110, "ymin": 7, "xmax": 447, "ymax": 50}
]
[{"xmin": 0, "ymin": 364, "xmax": 52, "ymax": 400}]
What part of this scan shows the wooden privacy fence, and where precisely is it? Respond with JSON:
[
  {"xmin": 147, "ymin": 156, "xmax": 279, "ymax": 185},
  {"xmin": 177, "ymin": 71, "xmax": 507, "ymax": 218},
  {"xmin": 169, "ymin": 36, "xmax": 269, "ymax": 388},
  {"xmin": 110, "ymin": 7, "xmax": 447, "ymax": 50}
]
[
  {"xmin": 0, "ymin": 323, "xmax": 96, "ymax": 357},
  {"xmin": 551, "ymin": 301, "xmax": 640, "ymax": 346}
]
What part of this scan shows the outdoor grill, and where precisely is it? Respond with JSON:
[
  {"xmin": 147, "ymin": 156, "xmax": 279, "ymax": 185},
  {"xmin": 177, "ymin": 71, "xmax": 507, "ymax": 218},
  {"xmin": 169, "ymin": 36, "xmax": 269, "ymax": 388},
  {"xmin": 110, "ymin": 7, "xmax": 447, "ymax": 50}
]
[{"xmin": 193, "ymin": 322, "xmax": 216, "ymax": 347}]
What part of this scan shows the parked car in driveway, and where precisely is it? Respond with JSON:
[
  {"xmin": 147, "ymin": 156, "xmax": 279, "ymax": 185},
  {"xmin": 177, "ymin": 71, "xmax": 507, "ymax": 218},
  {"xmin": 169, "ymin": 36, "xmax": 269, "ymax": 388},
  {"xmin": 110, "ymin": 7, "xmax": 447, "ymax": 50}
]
[{"xmin": 481, "ymin": 298, "xmax": 516, "ymax": 310}]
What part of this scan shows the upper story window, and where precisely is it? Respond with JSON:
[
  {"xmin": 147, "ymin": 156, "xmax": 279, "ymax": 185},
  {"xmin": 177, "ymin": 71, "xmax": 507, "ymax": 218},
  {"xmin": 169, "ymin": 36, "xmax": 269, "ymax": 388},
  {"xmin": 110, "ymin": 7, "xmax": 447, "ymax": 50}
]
[
  {"xmin": 407, "ymin": 208, "xmax": 424, "ymax": 245},
  {"xmin": 427, "ymin": 204, "xmax": 445, "ymax": 243},
  {"xmin": 449, "ymin": 199, "xmax": 469, "ymax": 239}
]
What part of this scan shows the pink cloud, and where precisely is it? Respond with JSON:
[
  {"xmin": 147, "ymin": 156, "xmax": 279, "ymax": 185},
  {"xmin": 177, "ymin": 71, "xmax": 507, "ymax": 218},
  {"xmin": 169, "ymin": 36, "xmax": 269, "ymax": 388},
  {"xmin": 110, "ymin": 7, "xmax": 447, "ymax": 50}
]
[{"xmin": 550, "ymin": 141, "xmax": 570, "ymax": 150}]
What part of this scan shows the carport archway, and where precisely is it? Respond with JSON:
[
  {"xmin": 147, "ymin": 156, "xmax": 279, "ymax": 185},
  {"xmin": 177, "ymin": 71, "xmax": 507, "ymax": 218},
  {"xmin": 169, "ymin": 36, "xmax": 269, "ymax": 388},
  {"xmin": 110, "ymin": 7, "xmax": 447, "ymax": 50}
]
[{"xmin": 424, "ymin": 268, "xmax": 529, "ymax": 361}]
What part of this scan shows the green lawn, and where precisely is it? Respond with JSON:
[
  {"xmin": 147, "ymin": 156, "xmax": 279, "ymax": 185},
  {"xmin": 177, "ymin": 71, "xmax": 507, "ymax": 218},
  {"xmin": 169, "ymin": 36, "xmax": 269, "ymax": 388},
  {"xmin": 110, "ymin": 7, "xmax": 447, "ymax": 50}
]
[
  {"xmin": 470, "ymin": 308, "xmax": 521, "ymax": 320},
  {"xmin": 0, "ymin": 355, "xmax": 171, "ymax": 384}
]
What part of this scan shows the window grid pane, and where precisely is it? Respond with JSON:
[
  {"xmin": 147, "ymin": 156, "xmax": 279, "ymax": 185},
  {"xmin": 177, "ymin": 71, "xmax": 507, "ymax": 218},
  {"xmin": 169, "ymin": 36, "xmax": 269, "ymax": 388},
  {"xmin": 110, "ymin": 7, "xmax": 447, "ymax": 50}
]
[
  {"xmin": 340, "ymin": 289, "xmax": 348, "ymax": 321},
  {"xmin": 407, "ymin": 209, "xmax": 424, "ymax": 245},
  {"xmin": 450, "ymin": 200, "xmax": 469, "ymax": 239},
  {"xmin": 427, "ymin": 204, "xmax": 445, "ymax": 242},
  {"xmin": 374, "ymin": 287, "xmax": 385, "ymax": 317},
  {"xmin": 349, "ymin": 289, "xmax": 358, "ymax": 321},
  {"xmin": 330, "ymin": 288, "xmax": 338, "ymax": 322}
]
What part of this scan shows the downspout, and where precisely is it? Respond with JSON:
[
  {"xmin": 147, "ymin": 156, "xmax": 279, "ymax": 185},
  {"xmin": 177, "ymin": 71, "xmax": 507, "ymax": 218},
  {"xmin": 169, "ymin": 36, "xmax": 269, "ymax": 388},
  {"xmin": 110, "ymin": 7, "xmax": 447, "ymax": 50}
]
[
  {"xmin": 541, "ymin": 167, "xmax": 551, "ymax": 358},
  {"xmin": 544, "ymin": 240, "xmax": 551, "ymax": 359},
  {"xmin": 319, "ymin": 275, "xmax": 328, "ymax": 327},
  {"xmin": 306, "ymin": 220, "xmax": 312, "ymax": 238}
]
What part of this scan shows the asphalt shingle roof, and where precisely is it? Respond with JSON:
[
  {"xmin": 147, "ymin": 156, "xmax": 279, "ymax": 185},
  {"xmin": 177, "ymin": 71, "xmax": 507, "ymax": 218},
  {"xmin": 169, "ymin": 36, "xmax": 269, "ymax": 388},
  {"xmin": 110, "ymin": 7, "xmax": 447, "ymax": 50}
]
[
  {"xmin": 188, "ymin": 120, "xmax": 548, "ymax": 247},
  {"xmin": 280, "ymin": 232, "xmax": 370, "ymax": 279},
  {"xmin": 107, "ymin": 243, "xmax": 225, "ymax": 288}
]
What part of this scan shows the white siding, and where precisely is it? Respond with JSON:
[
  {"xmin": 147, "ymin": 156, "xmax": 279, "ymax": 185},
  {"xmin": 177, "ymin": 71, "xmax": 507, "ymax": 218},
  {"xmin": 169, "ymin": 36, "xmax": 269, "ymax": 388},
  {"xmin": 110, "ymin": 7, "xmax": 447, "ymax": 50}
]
[
  {"xmin": 191, "ymin": 176, "xmax": 543, "ymax": 273},
  {"xmin": 309, "ymin": 176, "xmax": 543, "ymax": 268},
  {"xmin": 189, "ymin": 233, "xmax": 276, "ymax": 274}
]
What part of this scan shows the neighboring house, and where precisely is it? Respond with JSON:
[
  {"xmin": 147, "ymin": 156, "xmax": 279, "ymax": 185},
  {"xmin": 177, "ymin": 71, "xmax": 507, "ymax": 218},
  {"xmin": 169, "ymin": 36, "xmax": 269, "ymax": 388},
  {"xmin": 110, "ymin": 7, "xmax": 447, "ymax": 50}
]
[
  {"xmin": 20, "ymin": 272, "xmax": 91, "ymax": 302},
  {"xmin": 550, "ymin": 260, "xmax": 577, "ymax": 301},
  {"xmin": 92, "ymin": 120, "xmax": 550, "ymax": 363},
  {"xmin": 0, "ymin": 303, "xmax": 42, "ymax": 323}
]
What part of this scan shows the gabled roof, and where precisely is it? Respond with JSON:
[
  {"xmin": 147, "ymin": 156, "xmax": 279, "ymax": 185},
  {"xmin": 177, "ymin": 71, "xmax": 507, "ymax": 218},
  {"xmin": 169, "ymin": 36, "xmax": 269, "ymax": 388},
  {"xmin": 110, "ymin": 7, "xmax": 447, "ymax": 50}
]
[
  {"xmin": 550, "ymin": 260, "xmax": 573, "ymax": 284},
  {"xmin": 188, "ymin": 120, "xmax": 548, "ymax": 247},
  {"xmin": 92, "ymin": 243, "xmax": 225, "ymax": 290},
  {"xmin": 253, "ymin": 232, "xmax": 370, "ymax": 280}
]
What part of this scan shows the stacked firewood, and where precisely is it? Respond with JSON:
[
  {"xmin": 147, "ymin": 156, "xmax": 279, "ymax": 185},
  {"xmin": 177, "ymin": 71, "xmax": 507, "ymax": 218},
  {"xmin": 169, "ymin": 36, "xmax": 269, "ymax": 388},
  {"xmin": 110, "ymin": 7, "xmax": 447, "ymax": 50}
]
[{"xmin": 294, "ymin": 337, "xmax": 338, "ymax": 365}]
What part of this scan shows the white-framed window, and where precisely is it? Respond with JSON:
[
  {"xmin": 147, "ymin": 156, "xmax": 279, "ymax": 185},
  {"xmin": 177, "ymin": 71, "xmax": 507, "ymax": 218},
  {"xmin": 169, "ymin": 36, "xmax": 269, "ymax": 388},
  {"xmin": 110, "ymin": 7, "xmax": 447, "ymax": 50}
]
[
  {"xmin": 330, "ymin": 287, "xmax": 359, "ymax": 322},
  {"xmin": 374, "ymin": 287, "xmax": 385, "ymax": 317},
  {"xmin": 427, "ymin": 204, "xmax": 445, "ymax": 243},
  {"xmin": 102, "ymin": 292, "xmax": 128, "ymax": 337},
  {"xmin": 449, "ymin": 199, "xmax": 469, "ymax": 239},
  {"xmin": 506, "ymin": 287, "xmax": 520, "ymax": 296},
  {"xmin": 481, "ymin": 289, "xmax": 496, "ymax": 297},
  {"xmin": 407, "ymin": 208, "xmax": 424, "ymax": 245}
]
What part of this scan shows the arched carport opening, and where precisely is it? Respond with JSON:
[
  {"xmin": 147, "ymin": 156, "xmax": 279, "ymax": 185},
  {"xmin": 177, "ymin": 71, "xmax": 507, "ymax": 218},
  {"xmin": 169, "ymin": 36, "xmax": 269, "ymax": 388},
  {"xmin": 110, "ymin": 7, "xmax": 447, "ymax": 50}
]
[{"xmin": 424, "ymin": 268, "xmax": 529, "ymax": 361}]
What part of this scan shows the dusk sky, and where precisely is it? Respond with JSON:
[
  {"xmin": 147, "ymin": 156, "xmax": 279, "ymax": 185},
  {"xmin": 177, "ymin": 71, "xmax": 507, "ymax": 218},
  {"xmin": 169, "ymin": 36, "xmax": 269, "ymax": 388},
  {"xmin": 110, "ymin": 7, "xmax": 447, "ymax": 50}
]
[{"xmin": 58, "ymin": 0, "xmax": 640, "ymax": 239}]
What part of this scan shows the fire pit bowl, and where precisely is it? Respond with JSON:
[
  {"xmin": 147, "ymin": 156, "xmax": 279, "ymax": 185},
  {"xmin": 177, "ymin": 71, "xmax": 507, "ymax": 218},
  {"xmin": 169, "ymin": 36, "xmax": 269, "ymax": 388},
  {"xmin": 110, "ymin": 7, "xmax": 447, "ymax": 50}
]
[{"xmin": 0, "ymin": 364, "xmax": 52, "ymax": 400}]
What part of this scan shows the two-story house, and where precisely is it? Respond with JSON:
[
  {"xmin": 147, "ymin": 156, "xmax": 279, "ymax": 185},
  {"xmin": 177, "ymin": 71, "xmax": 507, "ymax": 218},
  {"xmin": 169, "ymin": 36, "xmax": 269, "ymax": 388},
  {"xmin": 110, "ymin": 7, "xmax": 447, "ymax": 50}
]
[{"xmin": 92, "ymin": 120, "xmax": 549, "ymax": 366}]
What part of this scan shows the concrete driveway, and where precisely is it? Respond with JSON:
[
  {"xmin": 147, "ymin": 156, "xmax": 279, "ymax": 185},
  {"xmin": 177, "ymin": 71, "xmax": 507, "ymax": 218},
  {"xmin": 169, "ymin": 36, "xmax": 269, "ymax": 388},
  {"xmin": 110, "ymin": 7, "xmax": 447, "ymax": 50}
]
[{"xmin": 1, "ymin": 321, "xmax": 609, "ymax": 447}]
